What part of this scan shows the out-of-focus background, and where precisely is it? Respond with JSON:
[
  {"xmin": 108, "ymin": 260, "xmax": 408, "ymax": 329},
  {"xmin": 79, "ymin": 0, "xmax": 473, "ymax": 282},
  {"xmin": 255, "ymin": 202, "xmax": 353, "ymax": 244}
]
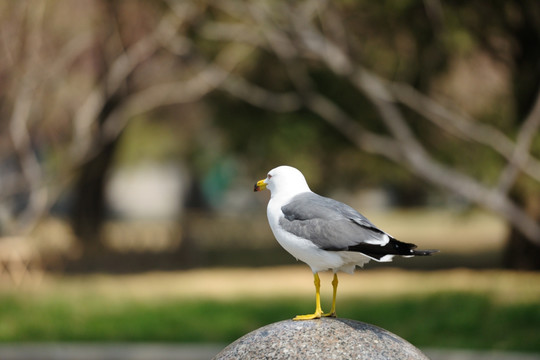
[{"xmin": 1, "ymin": 0, "xmax": 540, "ymax": 358}]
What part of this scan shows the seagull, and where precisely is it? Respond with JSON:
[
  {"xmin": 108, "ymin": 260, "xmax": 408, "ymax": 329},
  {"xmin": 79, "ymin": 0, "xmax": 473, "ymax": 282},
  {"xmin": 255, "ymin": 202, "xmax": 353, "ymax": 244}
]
[{"xmin": 254, "ymin": 165, "xmax": 437, "ymax": 320}]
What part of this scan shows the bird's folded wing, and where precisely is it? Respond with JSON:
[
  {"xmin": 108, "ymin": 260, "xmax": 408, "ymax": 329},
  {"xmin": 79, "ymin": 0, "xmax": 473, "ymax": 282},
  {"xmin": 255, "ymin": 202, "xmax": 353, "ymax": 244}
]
[{"xmin": 279, "ymin": 192, "xmax": 391, "ymax": 250}]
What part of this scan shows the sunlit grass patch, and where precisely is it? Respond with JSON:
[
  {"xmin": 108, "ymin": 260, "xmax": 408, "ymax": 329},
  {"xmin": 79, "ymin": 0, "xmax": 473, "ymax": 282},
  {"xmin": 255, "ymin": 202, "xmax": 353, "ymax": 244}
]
[
  {"xmin": 0, "ymin": 292, "xmax": 538, "ymax": 352},
  {"xmin": 339, "ymin": 293, "xmax": 540, "ymax": 352}
]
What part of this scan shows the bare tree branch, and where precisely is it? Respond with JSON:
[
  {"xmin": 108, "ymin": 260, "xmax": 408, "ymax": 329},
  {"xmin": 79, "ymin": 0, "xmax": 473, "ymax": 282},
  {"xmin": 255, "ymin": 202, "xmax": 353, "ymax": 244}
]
[
  {"xmin": 71, "ymin": 11, "xmax": 184, "ymax": 163},
  {"xmin": 5, "ymin": 2, "xmax": 48, "ymax": 235},
  {"xmin": 303, "ymin": 92, "xmax": 403, "ymax": 161},
  {"xmin": 496, "ymin": 88, "xmax": 540, "ymax": 193},
  {"xmin": 102, "ymin": 66, "xmax": 228, "ymax": 143},
  {"xmin": 220, "ymin": 76, "xmax": 302, "ymax": 112},
  {"xmin": 390, "ymin": 82, "xmax": 540, "ymax": 184},
  {"xmin": 102, "ymin": 39, "xmax": 254, "ymax": 144},
  {"xmin": 353, "ymin": 70, "xmax": 540, "ymax": 243}
]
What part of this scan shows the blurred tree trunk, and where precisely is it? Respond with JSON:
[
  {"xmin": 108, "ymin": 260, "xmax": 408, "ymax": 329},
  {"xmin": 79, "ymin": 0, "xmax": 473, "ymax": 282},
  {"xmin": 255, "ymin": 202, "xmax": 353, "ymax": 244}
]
[
  {"xmin": 70, "ymin": 123, "xmax": 121, "ymax": 255},
  {"xmin": 504, "ymin": 222, "xmax": 540, "ymax": 270},
  {"xmin": 176, "ymin": 174, "xmax": 208, "ymax": 268},
  {"xmin": 503, "ymin": 0, "xmax": 540, "ymax": 269},
  {"xmin": 70, "ymin": 0, "xmax": 126, "ymax": 256}
]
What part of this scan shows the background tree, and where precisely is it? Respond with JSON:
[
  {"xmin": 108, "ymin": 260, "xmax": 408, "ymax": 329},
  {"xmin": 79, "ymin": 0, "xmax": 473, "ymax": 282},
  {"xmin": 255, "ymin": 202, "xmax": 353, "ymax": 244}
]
[
  {"xmin": 1, "ymin": 0, "xmax": 539, "ymax": 269},
  {"xmin": 197, "ymin": 0, "xmax": 540, "ymax": 268},
  {"xmin": 455, "ymin": 0, "xmax": 540, "ymax": 268}
]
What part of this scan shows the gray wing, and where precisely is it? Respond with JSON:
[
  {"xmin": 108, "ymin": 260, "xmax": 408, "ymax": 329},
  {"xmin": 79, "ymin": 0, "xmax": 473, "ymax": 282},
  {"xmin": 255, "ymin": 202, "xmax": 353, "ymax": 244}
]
[{"xmin": 279, "ymin": 192, "xmax": 390, "ymax": 250}]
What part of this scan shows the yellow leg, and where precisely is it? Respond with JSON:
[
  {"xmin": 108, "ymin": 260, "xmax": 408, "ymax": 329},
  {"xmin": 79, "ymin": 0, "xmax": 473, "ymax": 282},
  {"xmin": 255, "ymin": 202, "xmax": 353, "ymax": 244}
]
[
  {"xmin": 293, "ymin": 273, "xmax": 323, "ymax": 320},
  {"xmin": 323, "ymin": 273, "xmax": 338, "ymax": 318}
]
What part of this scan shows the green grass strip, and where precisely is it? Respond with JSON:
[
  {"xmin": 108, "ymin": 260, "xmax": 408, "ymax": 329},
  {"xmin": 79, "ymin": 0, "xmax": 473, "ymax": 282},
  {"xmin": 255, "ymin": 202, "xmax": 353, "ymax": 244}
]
[{"xmin": 0, "ymin": 293, "xmax": 538, "ymax": 352}]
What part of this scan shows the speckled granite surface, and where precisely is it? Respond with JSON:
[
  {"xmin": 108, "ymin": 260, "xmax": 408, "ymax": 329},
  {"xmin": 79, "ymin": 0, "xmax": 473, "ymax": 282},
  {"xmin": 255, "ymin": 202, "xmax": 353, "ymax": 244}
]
[{"xmin": 214, "ymin": 318, "xmax": 429, "ymax": 360}]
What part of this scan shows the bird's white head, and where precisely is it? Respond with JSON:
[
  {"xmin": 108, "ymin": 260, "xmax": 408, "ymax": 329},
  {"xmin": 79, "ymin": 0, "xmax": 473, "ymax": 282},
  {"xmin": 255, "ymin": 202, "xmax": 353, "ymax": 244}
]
[{"xmin": 254, "ymin": 165, "xmax": 311, "ymax": 199}]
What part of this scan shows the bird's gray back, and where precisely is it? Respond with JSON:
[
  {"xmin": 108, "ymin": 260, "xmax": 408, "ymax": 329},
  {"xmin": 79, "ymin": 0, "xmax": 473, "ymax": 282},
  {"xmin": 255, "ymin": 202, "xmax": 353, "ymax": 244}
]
[{"xmin": 279, "ymin": 192, "xmax": 389, "ymax": 250}]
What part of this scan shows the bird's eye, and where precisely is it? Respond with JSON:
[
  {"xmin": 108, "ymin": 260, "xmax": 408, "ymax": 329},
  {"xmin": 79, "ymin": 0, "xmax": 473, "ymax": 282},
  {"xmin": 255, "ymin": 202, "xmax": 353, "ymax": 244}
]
[{"xmin": 267, "ymin": 174, "xmax": 272, "ymax": 179}]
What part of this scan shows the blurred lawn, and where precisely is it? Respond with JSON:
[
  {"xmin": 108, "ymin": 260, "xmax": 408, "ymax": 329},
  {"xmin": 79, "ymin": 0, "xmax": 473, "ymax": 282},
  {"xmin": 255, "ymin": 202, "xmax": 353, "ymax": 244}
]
[
  {"xmin": 0, "ymin": 293, "xmax": 538, "ymax": 352},
  {"xmin": 0, "ymin": 267, "xmax": 539, "ymax": 352}
]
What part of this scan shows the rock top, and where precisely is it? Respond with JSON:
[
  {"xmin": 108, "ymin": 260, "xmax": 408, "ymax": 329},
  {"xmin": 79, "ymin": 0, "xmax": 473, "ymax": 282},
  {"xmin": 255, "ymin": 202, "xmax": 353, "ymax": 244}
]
[{"xmin": 214, "ymin": 318, "xmax": 429, "ymax": 360}]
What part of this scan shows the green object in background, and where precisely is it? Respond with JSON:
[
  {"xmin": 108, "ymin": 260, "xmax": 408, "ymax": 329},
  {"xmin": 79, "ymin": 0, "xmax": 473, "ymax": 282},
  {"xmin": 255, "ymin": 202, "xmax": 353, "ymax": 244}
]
[{"xmin": 202, "ymin": 159, "xmax": 237, "ymax": 210}]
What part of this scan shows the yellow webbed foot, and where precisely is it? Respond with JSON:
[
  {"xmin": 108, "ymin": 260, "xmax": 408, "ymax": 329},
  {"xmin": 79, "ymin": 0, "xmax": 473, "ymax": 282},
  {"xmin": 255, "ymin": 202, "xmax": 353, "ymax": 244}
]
[
  {"xmin": 322, "ymin": 311, "xmax": 336, "ymax": 318},
  {"xmin": 294, "ymin": 273, "xmax": 325, "ymax": 320},
  {"xmin": 293, "ymin": 311, "xmax": 323, "ymax": 321}
]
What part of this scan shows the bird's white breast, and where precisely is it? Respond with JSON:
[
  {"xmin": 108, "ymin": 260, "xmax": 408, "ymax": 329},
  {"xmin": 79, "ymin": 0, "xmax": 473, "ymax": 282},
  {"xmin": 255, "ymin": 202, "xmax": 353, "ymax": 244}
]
[{"xmin": 267, "ymin": 197, "xmax": 346, "ymax": 273}]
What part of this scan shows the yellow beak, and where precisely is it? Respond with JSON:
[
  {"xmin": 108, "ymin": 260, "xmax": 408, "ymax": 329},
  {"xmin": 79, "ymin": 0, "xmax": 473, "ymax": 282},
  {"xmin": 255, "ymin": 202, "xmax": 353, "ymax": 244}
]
[{"xmin": 254, "ymin": 179, "xmax": 267, "ymax": 192}]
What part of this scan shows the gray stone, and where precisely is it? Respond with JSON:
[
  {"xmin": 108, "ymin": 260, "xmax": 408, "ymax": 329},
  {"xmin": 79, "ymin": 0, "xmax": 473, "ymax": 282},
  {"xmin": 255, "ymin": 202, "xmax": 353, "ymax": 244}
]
[{"xmin": 214, "ymin": 318, "xmax": 429, "ymax": 360}]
